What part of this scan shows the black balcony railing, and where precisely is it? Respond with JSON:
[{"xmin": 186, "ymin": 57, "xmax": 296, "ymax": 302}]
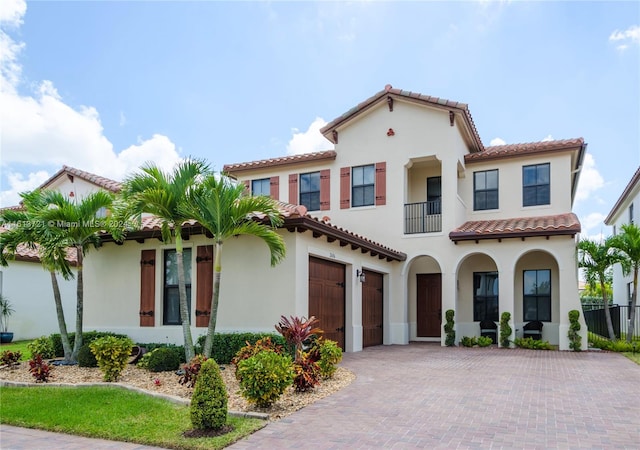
[{"xmin": 404, "ymin": 201, "xmax": 442, "ymax": 234}]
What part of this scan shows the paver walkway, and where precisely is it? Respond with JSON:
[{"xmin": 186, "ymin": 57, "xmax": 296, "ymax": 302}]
[{"xmin": 2, "ymin": 343, "xmax": 639, "ymax": 449}]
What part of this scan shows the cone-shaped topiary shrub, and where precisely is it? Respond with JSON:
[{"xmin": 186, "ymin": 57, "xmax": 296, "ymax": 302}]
[
  {"xmin": 568, "ymin": 310, "xmax": 582, "ymax": 352},
  {"xmin": 499, "ymin": 312, "xmax": 512, "ymax": 348},
  {"xmin": 190, "ymin": 359, "xmax": 228, "ymax": 431},
  {"xmin": 444, "ymin": 309, "xmax": 456, "ymax": 346}
]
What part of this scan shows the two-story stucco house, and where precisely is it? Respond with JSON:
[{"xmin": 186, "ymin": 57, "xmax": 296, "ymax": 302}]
[{"xmin": 76, "ymin": 85, "xmax": 587, "ymax": 351}]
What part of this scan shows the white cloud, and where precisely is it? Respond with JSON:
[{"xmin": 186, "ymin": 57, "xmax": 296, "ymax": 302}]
[
  {"xmin": 0, "ymin": 1, "xmax": 182, "ymax": 205},
  {"xmin": 609, "ymin": 25, "xmax": 640, "ymax": 51},
  {"xmin": 0, "ymin": 0, "xmax": 26, "ymax": 28},
  {"xmin": 286, "ymin": 117, "xmax": 333, "ymax": 155},
  {"xmin": 541, "ymin": 134, "xmax": 554, "ymax": 142},
  {"xmin": 119, "ymin": 111, "xmax": 127, "ymax": 127},
  {"xmin": 581, "ymin": 212, "xmax": 607, "ymax": 232},
  {"xmin": 489, "ymin": 137, "xmax": 506, "ymax": 146},
  {"xmin": 575, "ymin": 153, "xmax": 604, "ymax": 203}
]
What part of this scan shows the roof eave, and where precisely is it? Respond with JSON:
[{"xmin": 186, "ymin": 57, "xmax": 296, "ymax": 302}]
[
  {"xmin": 449, "ymin": 229, "xmax": 580, "ymax": 242},
  {"xmin": 604, "ymin": 166, "xmax": 640, "ymax": 225}
]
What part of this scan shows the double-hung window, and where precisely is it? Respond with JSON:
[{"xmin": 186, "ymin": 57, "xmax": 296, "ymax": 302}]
[
  {"xmin": 473, "ymin": 272, "xmax": 499, "ymax": 321},
  {"xmin": 474, "ymin": 170, "xmax": 498, "ymax": 210},
  {"xmin": 300, "ymin": 172, "xmax": 321, "ymax": 211},
  {"xmin": 523, "ymin": 269, "xmax": 551, "ymax": 321},
  {"xmin": 252, "ymin": 178, "xmax": 270, "ymax": 197},
  {"xmin": 351, "ymin": 164, "xmax": 375, "ymax": 207},
  {"xmin": 523, "ymin": 163, "xmax": 550, "ymax": 207},
  {"xmin": 163, "ymin": 248, "xmax": 192, "ymax": 325}
]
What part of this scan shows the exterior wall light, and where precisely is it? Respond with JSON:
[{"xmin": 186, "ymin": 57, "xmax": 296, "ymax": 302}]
[{"xmin": 356, "ymin": 269, "xmax": 366, "ymax": 283}]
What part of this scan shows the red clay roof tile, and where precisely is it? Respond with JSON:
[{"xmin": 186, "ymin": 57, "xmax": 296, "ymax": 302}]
[
  {"xmin": 223, "ymin": 150, "xmax": 337, "ymax": 174},
  {"xmin": 40, "ymin": 165, "xmax": 122, "ymax": 193},
  {"xmin": 465, "ymin": 138, "xmax": 585, "ymax": 163},
  {"xmin": 604, "ymin": 166, "xmax": 640, "ymax": 224}
]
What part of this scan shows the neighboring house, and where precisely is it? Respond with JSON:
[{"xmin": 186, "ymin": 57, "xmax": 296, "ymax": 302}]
[
  {"xmin": 605, "ymin": 166, "xmax": 640, "ymax": 308},
  {"xmin": 0, "ymin": 166, "xmax": 121, "ymax": 340}
]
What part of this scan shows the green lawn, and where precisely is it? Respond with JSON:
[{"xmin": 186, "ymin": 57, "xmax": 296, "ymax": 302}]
[
  {"xmin": 0, "ymin": 386, "xmax": 265, "ymax": 450},
  {"xmin": 0, "ymin": 340, "xmax": 32, "ymax": 361},
  {"xmin": 623, "ymin": 352, "xmax": 640, "ymax": 365}
]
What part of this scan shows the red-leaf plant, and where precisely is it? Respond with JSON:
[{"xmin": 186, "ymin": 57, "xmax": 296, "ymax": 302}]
[
  {"xmin": 275, "ymin": 315, "xmax": 323, "ymax": 363},
  {"xmin": 29, "ymin": 355, "xmax": 52, "ymax": 383},
  {"xmin": 179, "ymin": 354, "xmax": 208, "ymax": 388}
]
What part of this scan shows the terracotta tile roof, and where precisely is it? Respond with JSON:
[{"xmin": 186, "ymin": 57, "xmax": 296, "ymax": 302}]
[
  {"xmin": 320, "ymin": 85, "xmax": 484, "ymax": 152},
  {"xmin": 449, "ymin": 213, "xmax": 581, "ymax": 242},
  {"xmin": 101, "ymin": 202, "xmax": 406, "ymax": 262},
  {"xmin": 465, "ymin": 138, "xmax": 585, "ymax": 163},
  {"xmin": 223, "ymin": 150, "xmax": 337, "ymax": 174},
  {"xmin": 0, "ymin": 227, "xmax": 77, "ymax": 264},
  {"xmin": 604, "ymin": 166, "xmax": 640, "ymax": 225},
  {"xmin": 40, "ymin": 165, "xmax": 122, "ymax": 193}
]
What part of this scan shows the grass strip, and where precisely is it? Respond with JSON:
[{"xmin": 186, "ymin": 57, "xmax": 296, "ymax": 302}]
[{"xmin": 0, "ymin": 385, "xmax": 264, "ymax": 450}]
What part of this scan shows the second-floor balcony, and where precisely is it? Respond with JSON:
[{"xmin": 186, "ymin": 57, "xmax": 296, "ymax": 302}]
[{"xmin": 404, "ymin": 201, "xmax": 442, "ymax": 234}]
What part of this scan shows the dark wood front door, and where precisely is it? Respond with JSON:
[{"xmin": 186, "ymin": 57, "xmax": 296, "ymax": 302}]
[
  {"xmin": 417, "ymin": 273, "xmax": 441, "ymax": 337},
  {"xmin": 309, "ymin": 257, "xmax": 346, "ymax": 350},
  {"xmin": 362, "ymin": 270, "xmax": 383, "ymax": 347}
]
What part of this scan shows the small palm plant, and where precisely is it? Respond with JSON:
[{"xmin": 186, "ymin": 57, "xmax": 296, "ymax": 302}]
[
  {"xmin": 275, "ymin": 315, "xmax": 322, "ymax": 362},
  {"xmin": 0, "ymin": 294, "xmax": 14, "ymax": 333}
]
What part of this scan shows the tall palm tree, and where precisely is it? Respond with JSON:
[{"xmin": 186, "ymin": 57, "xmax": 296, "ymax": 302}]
[
  {"xmin": 120, "ymin": 159, "xmax": 209, "ymax": 361},
  {"xmin": 35, "ymin": 190, "xmax": 115, "ymax": 361},
  {"xmin": 183, "ymin": 174, "xmax": 286, "ymax": 358},
  {"xmin": 609, "ymin": 223, "xmax": 640, "ymax": 343},
  {"xmin": 0, "ymin": 190, "xmax": 75, "ymax": 362},
  {"xmin": 577, "ymin": 237, "xmax": 619, "ymax": 340}
]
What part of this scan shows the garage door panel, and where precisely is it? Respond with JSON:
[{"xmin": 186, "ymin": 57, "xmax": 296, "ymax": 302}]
[
  {"xmin": 362, "ymin": 270, "xmax": 383, "ymax": 347},
  {"xmin": 309, "ymin": 257, "xmax": 345, "ymax": 350}
]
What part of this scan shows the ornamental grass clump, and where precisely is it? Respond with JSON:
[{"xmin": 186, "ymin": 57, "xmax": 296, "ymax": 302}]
[
  {"xmin": 89, "ymin": 335, "xmax": 134, "ymax": 382},
  {"xmin": 190, "ymin": 359, "xmax": 228, "ymax": 431}
]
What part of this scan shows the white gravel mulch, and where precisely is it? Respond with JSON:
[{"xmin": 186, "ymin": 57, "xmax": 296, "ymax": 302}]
[{"xmin": 0, "ymin": 361, "xmax": 355, "ymax": 421}]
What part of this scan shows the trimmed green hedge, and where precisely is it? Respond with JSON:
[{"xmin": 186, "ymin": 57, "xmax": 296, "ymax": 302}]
[
  {"xmin": 196, "ymin": 332, "xmax": 292, "ymax": 364},
  {"xmin": 50, "ymin": 331, "xmax": 129, "ymax": 357}
]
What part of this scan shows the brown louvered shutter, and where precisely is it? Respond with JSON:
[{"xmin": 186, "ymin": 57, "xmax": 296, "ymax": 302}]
[
  {"xmin": 320, "ymin": 169, "xmax": 330, "ymax": 210},
  {"xmin": 139, "ymin": 249, "xmax": 156, "ymax": 327},
  {"xmin": 195, "ymin": 245, "xmax": 213, "ymax": 327},
  {"xmin": 289, "ymin": 174, "xmax": 298, "ymax": 205},
  {"xmin": 270, "ymin": 176, "xmax": 279, "ymax": 200},
  {"xmin": 340, "ymin": 167, "xmax": 350, "ymax": 209},
  {"xmin": 243, "ymin": 180, "xmax": 250, "ymax": 194},
  {"xmin": 375, "ymin": 162, "xmax": 386, "ymax": 206}
]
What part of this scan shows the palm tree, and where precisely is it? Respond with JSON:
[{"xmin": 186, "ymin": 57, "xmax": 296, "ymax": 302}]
[
  {"xmin": 577, "ymin": 237, "xmax": 620, "ymax": 340},
  {"xmin": 120, "ymin": 159, "xmax": 209, "ymax": 361},
  {"xmin": 0, "ymin": 190, "xmax": 75, "ymax": 362},
  {"xmin": 34, "ymin": 190, "xmax": 115, "ymax": 361},
  {"xmin": 183, "ymin": 174, "xmax": 286, "ymax": 358},
  {"xmin": 609, "ymin": 223, "xmax": 640, "ymax": 343}
]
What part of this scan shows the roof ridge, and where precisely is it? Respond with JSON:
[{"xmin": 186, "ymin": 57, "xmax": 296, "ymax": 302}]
[{"xmin": 223, "ymin": 150, "xmax": 337, "ymax": 173}]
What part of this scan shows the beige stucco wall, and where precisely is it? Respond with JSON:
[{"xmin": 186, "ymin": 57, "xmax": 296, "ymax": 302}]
[
  {"xmin": 45, "ymin": 176, "xmax": 109, "ymax": 200},
  {"xmin": 0, "ymin": 261, "xmax": 77, "ymax": 340}
]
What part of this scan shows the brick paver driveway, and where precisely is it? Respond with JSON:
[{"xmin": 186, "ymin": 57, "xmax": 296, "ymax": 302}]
[{"xmin": 230, "ymin": 343, "xmax": 640, "ymax": 449}]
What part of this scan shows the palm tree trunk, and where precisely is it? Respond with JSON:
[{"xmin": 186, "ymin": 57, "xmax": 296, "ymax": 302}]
[
  {"xmin": 71, "ymin": 246, "xmax": 83, "ymax": 362},
  {"xmin": 203, "ymin": 241, "xmax": 223, "ymax": 358},
  {"xmin": 600, "ymin": 280, "xmax": 616, "ymax": 340},
  {"xmin": 175, "ymin": 232, "xmax": 195, "ymax": 361},
  {"xmin": 50, "ymin": 270, "xmax": 72, "ymax": 362},
  {"xmin": 628, "ymin": 267, "xmax": 638, "ymax": 343}
]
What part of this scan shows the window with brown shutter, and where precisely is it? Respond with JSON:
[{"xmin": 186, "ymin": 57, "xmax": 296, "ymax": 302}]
[
  {"xmin": 139, "ymin": 249, "xmax": 156, "ymax": 327},
  {"xmin": 375, "ymin": 161, "xmax": 386, "ymax": 206},
  {"xmin": 320, "ymin": 169, "xmax": 330, "ymax": 210},
  {"xmin": 340, "ymin": 167, "xmax": 350, "ymax": 209},
  {"xmin": 289, "ymin": 174, "xmax": 298, "ymax": 205},
  {"xmin": 195, "ymin": 245, "xmax": 213, "ymax": 327}
]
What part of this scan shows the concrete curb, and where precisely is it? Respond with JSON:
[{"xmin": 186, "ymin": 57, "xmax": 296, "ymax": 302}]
[{"xmin": 0, "ymin": 380, "xmax": 270, "ymax": 421}]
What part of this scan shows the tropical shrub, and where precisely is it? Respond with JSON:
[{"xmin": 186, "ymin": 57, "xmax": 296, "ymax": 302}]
[
  {"xmin": 568, "ymin": 310, "xmax": 582, "ymax": 352},
  {"xmin": 460, "ymin": 336, "xmax": 477, "ymax": 347},
  {"xmin": 89, "ymin": 336, "xmax": 134, "ymax": 382},
  {"xmin": 312, "ymin": 338, "xmax": 342, "ymax": 379},
  {"xmin": 180, "ymin": 354, "xmax": 208, "ymax": 388},
  {"xmin": 146, "ymin": 347, "xmax": 181, "ymax": 372},
  {"xmin": 1, "ymin": 350, "xmax": 22, "ymax": 367},
  {"xmin": 232, "ymin": 336, "xmax": 283, "ymax": 379},
  {"xmin": 444, "ymin": 309, "xmax": 456, "ymax": 346},
  {"xmin": 275, "ymin": 315, "xmax": 322, "ymax": 362},
  {"xmin": 292, "ymin": 352, "xmax": 321, "ymax": 392},
  {"xmin": 196, "ymin": 332, "xmax": 290, "ymax": 364},
  {"xmin": 27, "ymin": 336, "xmax": 55, "ymax": 359},
  {"xmin": 237, "ymin": 351, "xmax": 294, "ymax": 408},
  {"xmin": 50, "ymin": 331, "xmax": 129, "ymax": 358},
  {"xmin": 476, "ymin": 336, "xmax": 493, "ymax": 347},
  {"xmin": 29, "ymin": 355, "xmax": 52, "ymax": 382},
  {"xmin": 77, "ymin": 343, "xmax": 98, "ymax": 368},
  {"xmin": 190, "ymin": 359, "xmax": 228, "ymax": 431},
  {"xmin": 514, "ymin": 337, "xmax": 553, "ymax": 350},
  {"xmin": 499, "ymin": 312, "xmax": 512, "ymax": 348}
]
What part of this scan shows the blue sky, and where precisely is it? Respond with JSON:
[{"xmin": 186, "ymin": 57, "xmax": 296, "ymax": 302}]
[{"xmin": 1, "ymin": 0, "xmax": 638, "ymax": 240}]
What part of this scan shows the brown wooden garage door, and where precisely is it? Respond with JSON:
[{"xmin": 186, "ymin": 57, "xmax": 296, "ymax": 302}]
[
  {"xmin": 362, "ymin": 270, "xmax": 383, "ymax": 347},
  {"xmin": 309, "ymin": 256, "xmax": 345, "ymax": 350}
]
